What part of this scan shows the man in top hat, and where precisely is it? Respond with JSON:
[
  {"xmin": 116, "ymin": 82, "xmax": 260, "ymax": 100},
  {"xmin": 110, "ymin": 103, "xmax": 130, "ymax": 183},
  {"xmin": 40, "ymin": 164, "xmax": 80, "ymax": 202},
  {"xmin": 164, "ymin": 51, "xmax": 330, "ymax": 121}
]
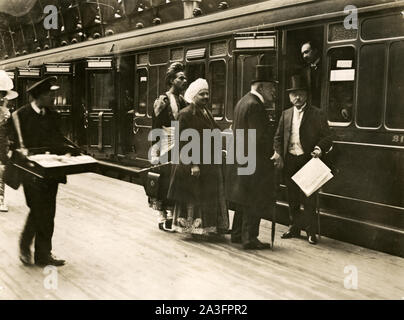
[
  {"xmin": 0, "ymin": 70, "xmax": 18, "ymax": 212},
  {"xmin": 225, "ymin": 65, "xmax": 277, "ymax": 250},
  {"xmin": 271, "ymin": 74, "xmax": 332, "ymax": 244},
  {"xmin": 9, "ymin": 76, "xmax": 67, "ymax": 266}
]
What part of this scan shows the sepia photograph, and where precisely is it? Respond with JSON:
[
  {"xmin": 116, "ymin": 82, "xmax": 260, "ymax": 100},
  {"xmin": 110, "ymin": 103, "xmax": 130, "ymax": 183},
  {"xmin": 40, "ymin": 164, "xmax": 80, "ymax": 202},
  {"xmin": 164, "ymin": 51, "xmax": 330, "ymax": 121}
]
[{"xmin": 0, "ymin": 0, "xmax": 403, "ymax": 305}]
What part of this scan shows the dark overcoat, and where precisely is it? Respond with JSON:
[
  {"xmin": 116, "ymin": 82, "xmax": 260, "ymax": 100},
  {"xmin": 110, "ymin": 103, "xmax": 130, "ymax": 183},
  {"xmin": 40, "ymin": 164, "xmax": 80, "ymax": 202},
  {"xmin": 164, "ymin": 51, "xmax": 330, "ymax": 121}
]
[
  {"xmin": 225, "ymin": 92, "xmax": 276, "ymax": 211},
  {"xmin": 273, "ymin": 104, "xmax": 333, "ymax": 160},
  {"xmin": 167, "ymin": 104, "xmax": 223, "ymax": 206}
]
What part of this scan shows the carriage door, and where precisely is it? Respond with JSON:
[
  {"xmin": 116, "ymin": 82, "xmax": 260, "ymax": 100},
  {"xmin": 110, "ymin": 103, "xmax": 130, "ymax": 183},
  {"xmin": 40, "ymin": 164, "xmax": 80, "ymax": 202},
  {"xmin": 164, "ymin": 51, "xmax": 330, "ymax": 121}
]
[
  {"xmin": 16, "ymin": 67, "xmax": 42, "ymax": 107},
  {"xmin": 43, "ymin": 63, "xmax": 73, "ymax": 141},
  {"xmin": 85, "ymin": 57, "xmax": 116, "ymax": 159},
  {"xmin": 233, "ymin": 31, "xmax": 279, "ymax": 129}
]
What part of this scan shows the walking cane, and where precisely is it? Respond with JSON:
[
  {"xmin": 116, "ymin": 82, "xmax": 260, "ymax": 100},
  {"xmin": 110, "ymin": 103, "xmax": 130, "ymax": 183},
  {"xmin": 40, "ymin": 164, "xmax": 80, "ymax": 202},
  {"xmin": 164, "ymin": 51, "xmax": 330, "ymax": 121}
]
[
  {"xmin": 271, "ymin": 168, "xmax": 281, "ymax": 250},
  {"xmin": 316, "ymin": 188, "xmax": 321, "ymax": 241}
]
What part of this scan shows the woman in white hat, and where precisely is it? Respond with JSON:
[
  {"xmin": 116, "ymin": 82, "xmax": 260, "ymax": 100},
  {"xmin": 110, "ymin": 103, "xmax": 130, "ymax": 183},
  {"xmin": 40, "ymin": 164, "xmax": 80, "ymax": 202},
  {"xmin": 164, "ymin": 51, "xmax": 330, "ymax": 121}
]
[
  {"xmin": 0, "ymin": 70, "xmax": 18, "ymax": 212},
  {"xmin": 167, "ymin": 78, "xmax": 229, "ymax": 237}
]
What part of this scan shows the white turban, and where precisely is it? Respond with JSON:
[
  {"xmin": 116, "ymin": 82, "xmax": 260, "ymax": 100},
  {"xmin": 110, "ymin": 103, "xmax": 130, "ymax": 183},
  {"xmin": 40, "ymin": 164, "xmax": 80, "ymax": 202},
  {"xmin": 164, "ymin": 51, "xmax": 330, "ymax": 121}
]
[{"xmin": 184, "ymin": 78, "xmax": 208, "ymax": 103}]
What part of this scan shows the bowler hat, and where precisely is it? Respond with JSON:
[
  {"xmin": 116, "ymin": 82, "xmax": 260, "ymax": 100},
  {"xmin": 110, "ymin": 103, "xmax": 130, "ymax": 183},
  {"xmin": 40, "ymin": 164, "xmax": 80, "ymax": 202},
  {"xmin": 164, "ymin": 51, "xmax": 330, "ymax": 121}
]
[
  {"xmin": 286, "ymin": 74, "xmax": 308, "ymax": 92},
  {"xmin": 27, "ymin": 76, "xmax": 60, "ymax": 96},
  {"xmin": 251, "ymin": 65, "xmax": 278, "ymax": 84}
]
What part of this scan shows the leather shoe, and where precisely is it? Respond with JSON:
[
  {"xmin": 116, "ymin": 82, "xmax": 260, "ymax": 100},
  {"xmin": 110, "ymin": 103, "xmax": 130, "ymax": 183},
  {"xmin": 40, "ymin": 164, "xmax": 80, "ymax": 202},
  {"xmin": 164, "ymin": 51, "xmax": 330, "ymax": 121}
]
[
  {"xmin": 308, "ymin": 234, "xmax": 317, "ymax": 245},
  {"xmin": 19, "ymin": 247, "xmax": 32, "ymax": 266},
  {"xmin": 243, "ymin": 239, "xmax": 270, "ymax": 250},
  {"xmin": 35, "ymin": 254, "xmax": 66, "ymax": 267},
  {"xmin": 281, "ymin": 229, "xmax": 301, "ymax": 239}
]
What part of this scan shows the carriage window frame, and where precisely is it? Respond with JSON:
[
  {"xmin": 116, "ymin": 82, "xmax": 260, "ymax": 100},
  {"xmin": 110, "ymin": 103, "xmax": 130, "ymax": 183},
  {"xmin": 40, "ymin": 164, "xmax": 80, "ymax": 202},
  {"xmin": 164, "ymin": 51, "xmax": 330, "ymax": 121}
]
[
  {"xmin": 209, "ymin": 40, "xmax": 228, "ymax": 58},
  {"xmin": 170, "ymin": 47, "xmax": 184, "ymax": 62},
  {"xmin": 135, "ymin": 66, "xmax": 149, "ymax": 117},
  {"xmin": 145, "ymin": 63, "xmax": 168, "ymax": 119},
  {"xmin": 185, "ymin": 60, "xmax": 207, "ymax": 85},
  {"xmin": 50, "ymin": 74, "xmax": 72, "ymax": 113},
  {"xmin": 361, "ymin": 13, "xmax": 404, "ymax": 42},
  {"xmin": 327, "ymin": 21, "xmax": 358, "ymax": 44},
  {"xmin": 384, "ymin": 40, "xmax": 404, "ymax": 131},
  {"xmin": 326, "ymin": 45, "xmax": 356, "ymax": 128},
  {"xmin": 208, "ymin": 59, "xmax": 227, "ymax": 120},
  {"xmin": 355, "ymin": 43, "xmax": 386, "ymax": 131},
  {"xmin": 88, "ymin": 70, "xmax": 115, "ymax": 111}
]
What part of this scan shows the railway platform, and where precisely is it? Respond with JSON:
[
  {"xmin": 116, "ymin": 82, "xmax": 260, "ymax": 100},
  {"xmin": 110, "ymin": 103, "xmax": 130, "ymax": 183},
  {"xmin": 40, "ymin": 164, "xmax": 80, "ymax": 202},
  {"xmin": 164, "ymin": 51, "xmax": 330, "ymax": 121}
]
[{"xmin": 0, "ymin": 173, "xmax": 403, "ymax": 300}]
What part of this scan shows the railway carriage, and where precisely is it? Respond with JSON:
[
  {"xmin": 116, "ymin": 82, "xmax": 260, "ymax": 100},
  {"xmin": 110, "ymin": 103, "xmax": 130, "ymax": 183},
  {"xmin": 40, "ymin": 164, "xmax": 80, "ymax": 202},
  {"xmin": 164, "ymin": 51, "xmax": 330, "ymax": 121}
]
[{"xmin": 1, "ymin": 0, "xmax": 403, "ymax": 256}]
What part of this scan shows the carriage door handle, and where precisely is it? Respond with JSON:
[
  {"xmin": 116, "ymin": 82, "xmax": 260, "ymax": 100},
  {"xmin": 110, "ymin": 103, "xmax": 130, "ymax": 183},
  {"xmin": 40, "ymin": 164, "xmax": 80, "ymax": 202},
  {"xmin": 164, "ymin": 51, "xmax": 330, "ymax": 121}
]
[
  {"xmin": 83, "ymin": 104, "xmax": 89, "ymax": 129},
  {"xmin": 98, "ymin": 111, "xmax": 104, "ymax": 151}
]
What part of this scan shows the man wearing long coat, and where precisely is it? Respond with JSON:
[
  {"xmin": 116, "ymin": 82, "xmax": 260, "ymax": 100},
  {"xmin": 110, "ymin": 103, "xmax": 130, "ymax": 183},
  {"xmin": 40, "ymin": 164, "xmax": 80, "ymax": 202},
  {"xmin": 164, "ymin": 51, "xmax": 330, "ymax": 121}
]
[{"xmin": 225, "ymin": 65, "xmax": 277, "ymax": 250}]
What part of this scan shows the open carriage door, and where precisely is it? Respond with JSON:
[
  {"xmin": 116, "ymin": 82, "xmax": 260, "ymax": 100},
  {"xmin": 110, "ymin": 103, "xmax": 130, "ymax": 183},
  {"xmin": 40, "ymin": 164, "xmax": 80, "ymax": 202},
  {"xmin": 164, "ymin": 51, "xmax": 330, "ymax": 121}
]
[
  {"xmin": 85, "ymin": 57, "xmax": 116, "ymax": 159},
  {"xmin": 233, "ymin": 30, "xmax": 280, "ymax": 130},
  {"xmin": 43, "ymin": 63, "xmax": 73, "ymax": 141}
]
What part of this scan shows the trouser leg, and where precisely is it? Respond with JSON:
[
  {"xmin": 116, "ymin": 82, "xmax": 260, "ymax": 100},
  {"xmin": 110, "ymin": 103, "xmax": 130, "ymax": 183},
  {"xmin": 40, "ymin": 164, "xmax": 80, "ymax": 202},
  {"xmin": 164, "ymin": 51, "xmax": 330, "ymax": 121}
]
[
  {"xmin": 241, "ymin": 206, "xmax": 261, "ymax": 245},
  {"xmin": 34, "ymin": 182, "xmax": 58, "ymax": 260},
  {"xmin": 303, "ymin": 192, "xmax": 317, "ymax": 235},
  {"xmin": 20, "ymin": 183, "xmax": 37, "ymax": 249},
  {"xmin": 285, "ymin": 179, "xmax": 302, "ymax": 231},
  {"xmin": 231, "ymin": 209, "xmax": 243, "ymax": 241}
]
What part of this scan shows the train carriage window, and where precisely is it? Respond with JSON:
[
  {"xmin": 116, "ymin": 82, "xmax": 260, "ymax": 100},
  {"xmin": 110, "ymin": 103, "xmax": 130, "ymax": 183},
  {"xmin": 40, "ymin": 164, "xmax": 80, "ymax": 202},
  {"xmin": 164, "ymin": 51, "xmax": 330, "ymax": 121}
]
[
  {"xmin": 186, "ymin": 63, "xmax": 205, "ymax": 84},
  {"xmin": 158, "ymin": 66, "xmax": 167, "ymax": 95},
  {"xmin": 386, "ymin": 41, "xmax": 404, "ymax": 129},
  {"xmin": 362, "ymin": 13, "xmax": 404, "ymax": 40},
  {"xmin": 136, "ymin": 68, "xmax": 148, "ymax": 115},
  {"xmin": 236, "ymin": 54, "xmax": 260, "ymax": 101},
  {"xmin": 209, "ymin": 60, "xmax": 226, "ymax": 118},
  {"xmin": 51, "ymin": 76, "xmax": 71, "ymax": 112},
  {"xmin": 327, "ymin": 47, "xmax": 356, "ymax": 124},
  {"xmin": 148, "ymin": 66, "xmax": 159, "ymax": 116},
  {"xmin": 89, "ymin": 72, "xmax": 114, "ymax": 110},
  {"xmin": 357, "ymin": 44, "xmax": 385, "ymax": 128},
  {"xmin": 328, "ymin": 22, "xmax": 357, "ymax": 42}
]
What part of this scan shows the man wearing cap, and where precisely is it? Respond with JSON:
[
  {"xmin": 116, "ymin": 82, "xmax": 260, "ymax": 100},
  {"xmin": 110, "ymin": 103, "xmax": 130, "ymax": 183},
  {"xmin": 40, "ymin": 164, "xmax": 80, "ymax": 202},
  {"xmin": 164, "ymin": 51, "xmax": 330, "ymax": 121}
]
[
  {"xmin": 9, "ymin": 76, "xmax": 66, "ymax": 266},
  {"xmin": 271, "ymin": 75, "xmax": 332, "ymax": 244},
  {"xmin": 225, "ymin": 65, "xmax": 277, "ymax": 250},
  {"xmin": 0, "ymin": 70, "xmax": 18, "ymax": 212}
]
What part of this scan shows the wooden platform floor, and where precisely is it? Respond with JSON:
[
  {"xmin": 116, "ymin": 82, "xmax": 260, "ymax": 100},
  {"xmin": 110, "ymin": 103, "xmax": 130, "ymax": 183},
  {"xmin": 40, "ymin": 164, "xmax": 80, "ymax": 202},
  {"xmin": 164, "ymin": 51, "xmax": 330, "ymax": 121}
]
[{"xmin": 0, "ymin": 173, "xmax": 403, "ymax": 300}]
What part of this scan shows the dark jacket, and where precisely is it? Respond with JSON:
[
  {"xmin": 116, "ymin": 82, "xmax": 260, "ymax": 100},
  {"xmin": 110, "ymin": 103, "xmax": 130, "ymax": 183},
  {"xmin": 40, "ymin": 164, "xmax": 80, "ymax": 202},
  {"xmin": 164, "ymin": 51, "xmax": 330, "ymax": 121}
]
[
  {"xmin": 7, "ymin": 104, "xmax": 67, "ymax": 185},
  {"xmin": 273, "ymin": 104, "xmax": 333, "ymax": 160},
  {"xmin": 167, "ymin": 103, "xmax": 222, "ymax": 205},
  {"xmin": 225, "ymin": 92, "xmax": 276, "ymax": 210},
  {"xmin": 301, "ymin": 63, "xmax": 322, "ymax": 108}
]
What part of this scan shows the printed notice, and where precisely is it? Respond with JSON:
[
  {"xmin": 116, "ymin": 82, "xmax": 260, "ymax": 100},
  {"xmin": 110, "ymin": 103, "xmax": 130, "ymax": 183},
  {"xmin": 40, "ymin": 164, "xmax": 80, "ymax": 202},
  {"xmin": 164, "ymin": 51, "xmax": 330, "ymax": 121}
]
[
  {"xmin": 330, "ymin": 69, "xmax": 355, "ymax": 81},
  {"xmin": 336, "ymin": 60, "xmax": 353, "ymax": 68}
]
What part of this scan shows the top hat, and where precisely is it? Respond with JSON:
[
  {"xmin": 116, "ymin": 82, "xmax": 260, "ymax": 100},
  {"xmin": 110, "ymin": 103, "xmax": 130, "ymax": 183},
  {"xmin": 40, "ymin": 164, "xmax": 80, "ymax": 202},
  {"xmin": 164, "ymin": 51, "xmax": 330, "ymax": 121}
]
[
  {"xmin": 251, "ymin": 65, "xmax": 278, "ymax": 84},
  {"xmin": 286, "ymin": 74, "xmax": 308, "ymax": 92},
  {"xmin": 0, "ymin": 70, "xmax": 18, "ymax": 100},
  {"xmin": 27, "ymin": 76, "xmax": 60, "ymax": 96}
]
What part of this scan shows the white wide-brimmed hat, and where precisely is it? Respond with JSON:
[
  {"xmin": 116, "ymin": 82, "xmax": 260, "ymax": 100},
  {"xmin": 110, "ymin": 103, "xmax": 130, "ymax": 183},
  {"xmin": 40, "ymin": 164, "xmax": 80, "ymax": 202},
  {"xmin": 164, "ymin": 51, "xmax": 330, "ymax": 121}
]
[{"xmin": 0, "ymin": 70, "xmax": 18, "ymax": 100}]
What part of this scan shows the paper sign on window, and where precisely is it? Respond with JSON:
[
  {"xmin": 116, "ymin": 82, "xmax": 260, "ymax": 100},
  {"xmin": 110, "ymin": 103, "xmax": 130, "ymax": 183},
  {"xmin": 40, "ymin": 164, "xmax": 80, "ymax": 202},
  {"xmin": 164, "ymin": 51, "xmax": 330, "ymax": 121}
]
[
  {"xmin": 330, "ymin": 69, "xmax": 355, "ymax": 81},
  {"xmin": 336, "ymin": 60, "xmax": 353, "ymax": 68}
]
